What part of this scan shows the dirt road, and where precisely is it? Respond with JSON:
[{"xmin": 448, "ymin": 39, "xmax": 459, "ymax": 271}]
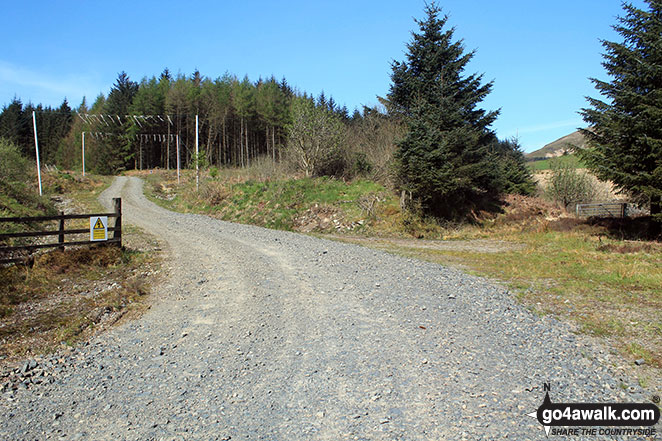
[{"xmin": 1, "ymin": 176, "xmax": 653, "ymax": 440}]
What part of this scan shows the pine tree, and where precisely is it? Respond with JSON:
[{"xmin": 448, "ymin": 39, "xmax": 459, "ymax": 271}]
[
  {"xmin": 0, "ymin": 98, "xmax": 26, "ymax": 150},
  {"xmin": 233, "ymin": 76, "xmax": 255, "ymax": 167},
  {"xmin": 490, "ymin": 137, "xmax": 536, "ymax": 196},
  {"xmin": 389, "ymin": 2, "xmax": 500, "ymax": 219},
  {"xmin": 98, "ymin": 72, "xmax": 138, "ymax": 174},
  {"xmin": 317, "ymin": 91, "xmax": 327, "ymax": 110},
  {"xmin": 579, "ymin": 0, "xmax": 662, "ymax": 231},
  {"xmin": 160, "ymin": 68, "xmax": 172, "ymax": 81},
  {"xmin": 129, "ymin": 76, "xmax": 166, "ymax": 169}
]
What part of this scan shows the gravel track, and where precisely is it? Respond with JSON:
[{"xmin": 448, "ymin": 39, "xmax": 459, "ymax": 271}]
[{"xmin": 1, "ymin": 176, "xmax": 656, "ymax": 440}]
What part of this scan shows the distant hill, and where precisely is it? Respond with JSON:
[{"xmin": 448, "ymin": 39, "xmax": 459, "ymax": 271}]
[{"xmin": 526, "ymin": 131, "xmax": 588, "ymax": 159}]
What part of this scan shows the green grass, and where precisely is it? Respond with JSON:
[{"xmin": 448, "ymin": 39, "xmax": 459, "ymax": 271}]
[
  {"xmin": 142, "ymin": 169, "xmax": 392, "ymax": 233},
  {"xmin": 44, "ymin": 170, "xmax": 113, "ymax": 212},
  {"xmin": 527, "ymin": 154, "xmax": 585, "ymax": 171},
  {"xmin": 0, "ymin": 139, "xmax": 55, "ymax": 221},
  {"xmin": 222, "ymin": 177, "xmax": 384, "ymax": 228}
]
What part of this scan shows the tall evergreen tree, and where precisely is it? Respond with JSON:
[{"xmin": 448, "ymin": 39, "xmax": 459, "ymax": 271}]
[
  {"xmin": 129, "ymin": 76, "xmax": 166, "ymax": 169},
  {"xmin": 490, "ymin": 137, "xmax": 536, "ymax": 196},
  {"xmin": 160, "ymin": 67, "xmax": 172, "ymax": 81},
  {"xmin": 57, "ymin": 97, "xmax": 88, "ymax": 169},
  {"xmin": 98, "ymin": 72, "xmax": 138, "ymax": 173},
  {"xmin": 0, "ymin": 98, "xmax": 26, "ymax": 151},
  {"xmin": 579, "ymin": 0, "xmax": 662, "ymax": 231},
  {"xmin": 388, "ymin": 3, "xmax": 500, "ymax": 219},
  {"xmin": 90, "ymin": 94, "xmax": 106, "ymax": 113}
]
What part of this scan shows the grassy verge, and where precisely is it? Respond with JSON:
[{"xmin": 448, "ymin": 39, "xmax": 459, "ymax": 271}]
[
  {"xmin": 42, "ymin": 169, "xmax": 113, "ymax": 212},
  {"xmin": 0, "ymin": 169, "xmax": 161, "ymax": 366},
  {"xmin": 137, "ymin": 169, "xmax": 398, "ymax": 234},
  {"xmin": 0, "ymin": 244, "xmax": 157, "ymax": 361}
]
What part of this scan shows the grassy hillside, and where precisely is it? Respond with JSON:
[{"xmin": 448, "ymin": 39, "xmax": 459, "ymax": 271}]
[
  {"xmin": 141, "ymin": 169, "xmax": 410, "ymax": 236},
  {"xmin": 0, "ymin": 139, "xmax": 56, "ymax": 220},
  {"xmin": 527, "ymin": 153, "xmax": 585, "ymax": 170},
  {"xmin": 527, "ymin": 130, "xmax": 587, "ymax": 159}
]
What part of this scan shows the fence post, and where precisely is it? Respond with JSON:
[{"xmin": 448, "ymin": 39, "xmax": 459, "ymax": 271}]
[
  {"xmin": 58, "ymin": 212, "xmax": 65, "ymax": 251},
  {"xmin": 113, "ymin": 198, "xmax": 122, "ymax": 247}
]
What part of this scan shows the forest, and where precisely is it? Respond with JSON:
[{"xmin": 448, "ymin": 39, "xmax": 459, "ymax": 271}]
[
  {"xmin": 1, "ymin": 0, "xmax": 660, "ymax": 226},
  {"xmin": 0, "ymin": 70, "xmax": 356, "ymax": 174},
  {"xmin": 0, "ymin": 66, "xmax": 529, "ymax": 191}
]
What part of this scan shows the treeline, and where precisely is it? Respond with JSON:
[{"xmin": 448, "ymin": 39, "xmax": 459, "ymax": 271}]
[
  {"xmin": 0, "ymin": 70, "xmax": 358, "ymax": 175},
  {"xmin": 0, "ymin": 52, "xmax": 534, "ymax": 222},
  {"xmin": 0, "ymin": 98, "xmax": 73, "ymax": 165}
]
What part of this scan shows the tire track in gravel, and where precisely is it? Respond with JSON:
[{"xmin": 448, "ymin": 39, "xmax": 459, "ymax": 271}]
[{"xmin": 1, "ymin": 176, "xmax": 656, "ymax": 440}]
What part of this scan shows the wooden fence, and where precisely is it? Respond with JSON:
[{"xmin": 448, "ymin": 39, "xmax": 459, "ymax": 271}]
[
  {"xmin": 576, "ymin": 202, "xmax": 627, "ymax": 218},
  {"xmin": 0, "ymin": 198, "xmax": 121, "ymax": 265}
]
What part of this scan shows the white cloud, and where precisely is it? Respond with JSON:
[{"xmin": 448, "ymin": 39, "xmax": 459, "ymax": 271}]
[
  {"xmin": 0, "ymin": 61, "xmax": 103, "ymax": 106},
  {"xmin": 505, "ymin": 118, "xmax": 584, "ymax": 137}
]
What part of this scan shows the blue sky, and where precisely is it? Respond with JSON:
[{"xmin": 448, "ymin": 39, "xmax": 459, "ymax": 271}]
[{"xmin": 0, "ymin": 0, "xmax": 647, "ymax": 153}]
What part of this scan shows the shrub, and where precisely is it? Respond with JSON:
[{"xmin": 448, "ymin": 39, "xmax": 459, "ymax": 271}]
[
  {"xmin": 349, "ymin": 152, "xmax": 373, "ymax": 177},
  {"xmin": 200, "ymin": 180, "xmax": 230, "ymax": 206},
  {"xmin": 315, "ymin": 148, "xmax": 347, "ymax": 178},
  {"xmin": 544, "ymin": 160, "xmax": 599, "ymax": 210},
  {"xmin": 286, "ymin": 96, "xmax": 345, "ymax": 177},
  {"xmin": 0, "ymin": 138, "xmax": 30, "ymax": 184}
]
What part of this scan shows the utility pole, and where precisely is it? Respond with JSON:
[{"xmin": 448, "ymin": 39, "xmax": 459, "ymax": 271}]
[
  {"xmin": 176, "ymin": 133, "xmax": 180, "ymax": 185},
  {"xmin": 82, "ymin": 131, "xmax": 86, "ymax": 176},
  {"xmin": 195, "ymin": 114, "xmax": 199, "ymax": 191},
  {"xmin": 167, "ymin": 118, "xmax": 170, "ymax": 170},
  {"xmin": 32, "ymin": 111, "xmax": 43, "ymax": 196}
]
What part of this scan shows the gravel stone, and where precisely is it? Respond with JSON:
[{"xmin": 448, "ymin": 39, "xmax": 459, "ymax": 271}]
[{"xmin": 0, "ymin": 176, "xmax": 657, "ymax": 440}]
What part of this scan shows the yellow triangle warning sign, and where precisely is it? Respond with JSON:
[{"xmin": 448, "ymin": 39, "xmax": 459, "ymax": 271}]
[{"xmin": 90, "ymin": 216, "xmax": 108, "ymax": 241}]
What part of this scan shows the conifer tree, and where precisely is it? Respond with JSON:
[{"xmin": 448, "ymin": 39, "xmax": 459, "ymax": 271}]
[
  {"xmin": 389, "ymin": 2, "xmax": 500, "ymax": 219},
  {"xmin": 0, "ymin": 98, "xmax": 26, "ymax": 151},
  {"xmin": 579, "ymin": 0, "xmax": 662, "ymax": 230},
  {"xmin": 490, "ymin": 137, "xmax": 536, "ymax": 196},
  {"xmin": 98, "ymin": 72, "xmax": 138, "ymax": 173}
]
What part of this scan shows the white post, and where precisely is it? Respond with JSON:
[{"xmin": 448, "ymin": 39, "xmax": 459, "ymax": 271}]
[
  {"xmin": 81, "ymin": 131, "xmax": 86, "ymax": 176},
  {"xmin": 167, "ymin": 120, "xmax": 170, "ymax": 171},
  {"xmin": 176, "ymin": 134, "xmax": 180, "ymax": 185},
  {"xmin": 195, "ymin": 114, "xmax": 199, "ymax": 191},
  {"xmin": 32, "ymin": 111, "xmax": 43, "ymax": 196}
]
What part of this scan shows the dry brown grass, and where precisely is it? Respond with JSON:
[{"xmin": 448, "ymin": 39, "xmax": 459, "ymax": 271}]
[
  {"xmin": 596, "ymin": 241, "xmax": 662, "ymax": 254},
  {"xmin": 0, "ymin": 242, "xmax": 158, "ymax": 366},
  {"xmin": 0, "ymin": 169, "xmax": 161, "ymax": 369}
]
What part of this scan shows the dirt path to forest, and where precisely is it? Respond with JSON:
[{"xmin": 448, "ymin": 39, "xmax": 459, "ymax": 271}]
[{"xmin": 1, "ymin": 176, "xmax": 654, "ymax": 440}]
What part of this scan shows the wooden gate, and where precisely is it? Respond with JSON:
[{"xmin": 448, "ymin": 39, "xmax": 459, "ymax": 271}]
[{"xmin": 0, "ymin": 198, "xmax": 122, "ymax": 265}]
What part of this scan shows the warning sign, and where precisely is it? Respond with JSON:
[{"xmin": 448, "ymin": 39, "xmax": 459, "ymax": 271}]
[{"xmin": 90, "ymin": 216, "xmax": 108, "ymax": 241}]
